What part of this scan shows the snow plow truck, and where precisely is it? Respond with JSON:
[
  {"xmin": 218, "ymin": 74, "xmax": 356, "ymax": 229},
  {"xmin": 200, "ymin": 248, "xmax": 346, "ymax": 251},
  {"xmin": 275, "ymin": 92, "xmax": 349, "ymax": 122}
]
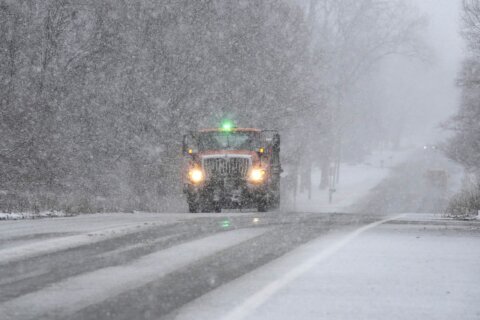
[{"xmin": 182, "ymin": 120, "xmax": 282, "ymax": 213}]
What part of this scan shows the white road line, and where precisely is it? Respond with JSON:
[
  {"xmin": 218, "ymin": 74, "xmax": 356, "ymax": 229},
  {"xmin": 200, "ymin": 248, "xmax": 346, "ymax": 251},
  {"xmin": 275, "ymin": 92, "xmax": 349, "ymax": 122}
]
[
  {"xmin": 220, "ymin": 215, "xmax": 404, "ymax": 320},
  {"xmin": 0, "ymin": 228, "xmax": 269, "ymax": 320}
]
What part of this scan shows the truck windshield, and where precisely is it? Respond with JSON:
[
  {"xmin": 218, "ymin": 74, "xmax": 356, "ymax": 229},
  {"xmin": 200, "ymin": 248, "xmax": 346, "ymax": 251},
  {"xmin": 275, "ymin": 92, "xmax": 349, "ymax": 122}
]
[{"xmin": 197, "ymin": 131, "xmax": 261, "ymax": 151}]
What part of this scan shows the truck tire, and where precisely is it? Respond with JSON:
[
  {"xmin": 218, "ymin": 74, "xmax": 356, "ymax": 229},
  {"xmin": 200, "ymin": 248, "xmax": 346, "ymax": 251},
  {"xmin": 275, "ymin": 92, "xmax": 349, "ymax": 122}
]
[
  {"xmin": 271, "ymin": 193, "xmax": 280, "ymax": 209},
  {"xmin": 271, "ymin": 198, "xmax": 280, "ymax": 210},
  {"xmin": 257, "ymin": 200, "xmax": 268, "ymax": 212},
  {"xmin": 188, "ymin": 202, "xmax": 199, "ymax": 213},
  {"xmin": 271, "ymin": 183, "xmax": 281, "ymax": 210},
  {"xmin": 200, "ymin": 194, "xmax": 215, "ymax": 213}
]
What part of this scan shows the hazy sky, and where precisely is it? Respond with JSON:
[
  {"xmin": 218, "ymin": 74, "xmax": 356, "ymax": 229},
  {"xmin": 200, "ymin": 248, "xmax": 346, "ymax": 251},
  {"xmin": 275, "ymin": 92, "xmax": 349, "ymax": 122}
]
[
  {"xmin": 416, "ymin": 0, "xmax": 464, "ymax": 66},
  {"xmin": 363, "ymin": 0, "xmax": 466, "ymax": 146},
  {"xmin": 405, "ymin": 0, "xmax": 465, "ymax": 142}
]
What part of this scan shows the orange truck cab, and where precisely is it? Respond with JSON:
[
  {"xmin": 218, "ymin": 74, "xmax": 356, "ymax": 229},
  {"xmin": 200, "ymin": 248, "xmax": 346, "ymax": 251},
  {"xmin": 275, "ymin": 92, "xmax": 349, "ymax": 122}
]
[{"xmin": 182, "ymin": 123, "xmax": 281, "ymax": 213}]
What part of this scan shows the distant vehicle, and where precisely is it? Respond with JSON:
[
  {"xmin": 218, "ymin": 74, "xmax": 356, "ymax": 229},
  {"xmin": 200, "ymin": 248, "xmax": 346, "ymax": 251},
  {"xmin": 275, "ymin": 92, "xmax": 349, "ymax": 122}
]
[
  {"xmin": 424, "ymin": 169, "xmax": 449, "ymax": 188},
  {"xmin": 423, "ymin": 144, "xmax": 438, "ymax": 151},
  {"xmin": 182, "ymin": 120, "xmax": 282, "ymax": 213}
]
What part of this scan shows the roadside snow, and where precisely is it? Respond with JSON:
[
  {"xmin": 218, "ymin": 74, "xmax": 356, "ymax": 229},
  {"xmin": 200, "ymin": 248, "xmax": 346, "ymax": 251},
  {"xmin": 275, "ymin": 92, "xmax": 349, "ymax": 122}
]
[
  {"xmin": 0, "ymin": 211, "xmax": 67, "ymax": 220},
  {"xmin": 293, "ymin": 149, "xmax": 412, "ymax": 212}
]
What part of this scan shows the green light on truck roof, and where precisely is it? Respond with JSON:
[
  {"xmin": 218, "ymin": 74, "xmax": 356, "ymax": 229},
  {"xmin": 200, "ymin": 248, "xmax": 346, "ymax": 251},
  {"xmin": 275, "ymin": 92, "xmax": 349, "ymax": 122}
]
[{"xmin": 221, "ymin": 119, "xmax": 234, "ymax": 132}]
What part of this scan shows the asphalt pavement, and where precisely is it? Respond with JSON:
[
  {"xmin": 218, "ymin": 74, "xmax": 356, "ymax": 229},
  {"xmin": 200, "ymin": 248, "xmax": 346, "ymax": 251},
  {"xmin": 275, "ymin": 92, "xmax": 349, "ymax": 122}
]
[{"xmin": 0, "ymin": 211, "xmax": 383, "ymax": 320}]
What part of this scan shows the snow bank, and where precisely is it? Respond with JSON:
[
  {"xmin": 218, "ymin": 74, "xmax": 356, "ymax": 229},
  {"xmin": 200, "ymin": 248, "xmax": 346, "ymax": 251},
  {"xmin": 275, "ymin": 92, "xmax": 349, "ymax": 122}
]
[
  {"xmin": 0, "ymin": 211, "xmax": 67, "ymax": 221},
  {"xmin": 293, "ymin": 149, "xmax": 412, "ymax": 213}
]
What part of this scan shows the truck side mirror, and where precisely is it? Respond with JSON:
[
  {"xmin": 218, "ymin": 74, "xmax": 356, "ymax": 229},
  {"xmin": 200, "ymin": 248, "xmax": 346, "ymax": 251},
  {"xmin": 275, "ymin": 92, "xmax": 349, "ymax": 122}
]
[
  {"xmin": 182, "ymin": 135, "xmax": 188, "ymax": 155},
  {"xmin": 183, "ymin": 133, "xmax": 198, "ymax": 156},
  {"xmin": 272, "ymin": 134, "xmax": 280, "ymax": 150}
]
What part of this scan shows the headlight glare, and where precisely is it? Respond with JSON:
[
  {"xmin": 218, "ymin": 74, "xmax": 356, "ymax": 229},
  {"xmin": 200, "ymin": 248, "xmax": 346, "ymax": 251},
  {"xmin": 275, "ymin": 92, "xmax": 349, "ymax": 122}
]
[
  {"xmin": 188, "ymin": 168, "xmax": 204, "ymax": 183},
  {"xmin": 249, "ymin": 168, "xmax": 266, "ymax": 183}
]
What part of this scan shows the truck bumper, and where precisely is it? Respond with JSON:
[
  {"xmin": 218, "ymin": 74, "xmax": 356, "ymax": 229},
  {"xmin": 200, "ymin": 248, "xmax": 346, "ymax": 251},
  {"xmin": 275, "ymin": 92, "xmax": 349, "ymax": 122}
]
[{"xmin": 184, "ymin": 179, "xmax": 267, "ymax": 209}]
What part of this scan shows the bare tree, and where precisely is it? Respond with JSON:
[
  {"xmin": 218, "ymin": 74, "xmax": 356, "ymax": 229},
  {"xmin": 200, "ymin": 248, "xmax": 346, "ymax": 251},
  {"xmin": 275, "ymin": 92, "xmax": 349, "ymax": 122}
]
[
  {"xmin": 296, "ymin": 0, "xmax": 427, "ymax": 189},
  {"xmin": 445, "ymin": 0, "xmax": 480, "ymax": 176}
]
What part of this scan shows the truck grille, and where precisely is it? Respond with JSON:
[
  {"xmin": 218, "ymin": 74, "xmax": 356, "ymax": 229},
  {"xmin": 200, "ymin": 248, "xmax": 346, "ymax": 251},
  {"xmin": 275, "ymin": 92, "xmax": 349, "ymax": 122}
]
[{"xmin": 203, "ymin": 157, "xmax": 251, "ymax": 178}]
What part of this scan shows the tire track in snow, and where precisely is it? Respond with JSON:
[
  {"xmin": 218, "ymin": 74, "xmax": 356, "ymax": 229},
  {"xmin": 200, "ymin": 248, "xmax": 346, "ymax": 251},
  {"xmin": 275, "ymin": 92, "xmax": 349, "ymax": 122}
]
[
  {"xmin": 72, "ymin": 214, "xmax": 375, "ymax": 320},
  {"xmin": 0, "ymin": 228, "xmax": 269, "ymax": 320},
  {"xmin": 0, "ymin": 219, "xmax": 235, "ymax": 302}
]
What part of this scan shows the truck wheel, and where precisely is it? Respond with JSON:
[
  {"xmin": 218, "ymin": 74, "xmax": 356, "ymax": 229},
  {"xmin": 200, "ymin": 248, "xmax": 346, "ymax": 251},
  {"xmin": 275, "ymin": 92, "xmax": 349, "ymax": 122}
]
[
  {"xmin": 188, "ymin": 202, "xmax": 199, "ymax": 213},
  {"xmin": 200, "ymin": 197, "xmax": 215, "ymax": 213},
  {"xmin": 198, "ymin": 192, "xmax": 216, "ymax": 213},
  {"xmin": 257, "ymin": 201, "xmax": 268, "ymax": 212},
  {"xmin": 271, "ymin": 195, "xmax": 280, "ymax": 210},
  {"xmin": 200, "ymin": 203, "xmax": 214, "ymax": 213}
]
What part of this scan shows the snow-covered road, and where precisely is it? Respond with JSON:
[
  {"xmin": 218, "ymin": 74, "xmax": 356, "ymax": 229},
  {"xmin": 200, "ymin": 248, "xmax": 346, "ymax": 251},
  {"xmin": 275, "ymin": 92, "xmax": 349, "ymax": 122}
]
[
  {"xmin": 1, "ymin": 227, "xmax": 269, "ymax": 320},
  {"xmin": 172, "ymin": 214, "xmax": 480, "ymax": 320},
  {"xmin": 0, "ymin": 211, "xmax": 386, "ymax": 320},
  {"xmin": 0, "ymin": 211, "xmax": 478, "ymax": 320}
]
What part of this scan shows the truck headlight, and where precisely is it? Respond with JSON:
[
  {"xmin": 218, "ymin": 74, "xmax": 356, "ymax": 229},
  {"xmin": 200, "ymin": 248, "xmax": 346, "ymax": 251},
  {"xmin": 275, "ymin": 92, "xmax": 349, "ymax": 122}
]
[
  {"xmin": 188, "ymin": 168, "xmax": 204, "ymax": 183},
  {"xmin": 249, "ymin": 168, "xmax": 266, "ymax": 183}
]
